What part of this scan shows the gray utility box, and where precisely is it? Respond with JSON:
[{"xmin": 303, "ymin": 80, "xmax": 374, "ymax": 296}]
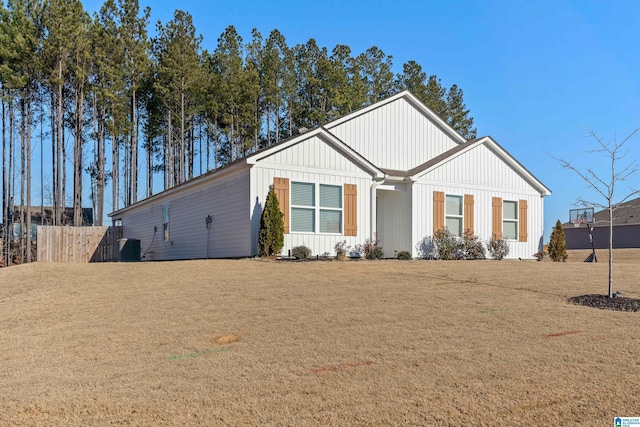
[{"xmin": 118, "ymin": 238, "xmax": 141, "ymax": 262}]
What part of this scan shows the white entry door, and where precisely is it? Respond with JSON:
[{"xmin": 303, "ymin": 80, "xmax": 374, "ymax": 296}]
[{"xmin": 376, "ymin": 188, "xmax": 411, "ymax": 258}]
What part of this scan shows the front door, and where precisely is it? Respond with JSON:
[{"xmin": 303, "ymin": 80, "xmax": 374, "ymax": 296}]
[{"xmin": 376, "ymin": 188, "xmax": 410, "ymax": 258}]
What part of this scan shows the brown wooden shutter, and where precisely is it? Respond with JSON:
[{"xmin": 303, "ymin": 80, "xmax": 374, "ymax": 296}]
[
  {"xmin": 433, "ymin": 191, "xmax": 445, "ymax": 234},
  {"xmin": 273, "ymin": 177, "xmax": 290, "ymax": 234},
  {"xmin": 518, "ymin": 199, "xmax": 528, "ymax": 242},
  {"xmin": 344, "ymin": 184, "xmax": 357, "ymax": 236},
  {"xmin": 492, "ymin": 197, "xmax": 503, "ymax": 240},
  {"xmin": 464, "ymin": 194, "xmax": 474, "ymax": 235}
]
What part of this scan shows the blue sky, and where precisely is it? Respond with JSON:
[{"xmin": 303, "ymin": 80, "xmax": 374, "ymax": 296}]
[{"xmin": 12, "ymin": 1, "xmax": 640, "ymax": 240}]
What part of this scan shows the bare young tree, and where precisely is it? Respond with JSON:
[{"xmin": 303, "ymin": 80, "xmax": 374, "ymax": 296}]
[{"xmin": 553, "ymin": 128, "xmax": 640, "ymax": 298}]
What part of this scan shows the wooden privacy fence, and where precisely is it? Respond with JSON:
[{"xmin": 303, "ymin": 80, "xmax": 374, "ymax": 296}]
[{"xmin": 37, "ymin": 226, "xmax": 123, "ymax": 263}]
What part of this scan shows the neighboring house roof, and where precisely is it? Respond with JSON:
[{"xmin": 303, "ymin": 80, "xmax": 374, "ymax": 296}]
[{"xmin": 563, "ymin": 197, "xmax": 640, "ymax": 227}]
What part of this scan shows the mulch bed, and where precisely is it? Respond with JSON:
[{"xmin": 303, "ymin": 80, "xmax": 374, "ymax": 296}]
[{"xmin": 568, "ymin": 294, "xmax": 640, "ymax": 312}]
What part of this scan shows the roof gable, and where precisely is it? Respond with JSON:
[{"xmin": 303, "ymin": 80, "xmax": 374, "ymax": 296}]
[
  {"xmin": 411, "ymin": 136, "xmax": 551, "ymax": 196},
  {"xmin": 325, "ymin": 91, "xmax": 465, "ymax": 171},
  {"xmin": 247, "ymin": 127, "xmax": 384, "ymax": 179},
  {"xmin": 326, "ymin": 90, "xmax": 466, "ymax": 144}
]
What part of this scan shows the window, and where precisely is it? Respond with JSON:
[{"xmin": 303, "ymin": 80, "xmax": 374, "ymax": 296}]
[
  {"xmin": 162, "ymin": 203, "xmax": 170, "ymax": 241},
  {"xmin": 503, "ymin": 200, "xmax": 518, "ymax": 240},
  {"xmin": 291, "ymin": 182, "xmax": 315, "ymax": 232},
  {"xmin": 290, "ymin": 182, "xmax": 342, "ymax": 233},
  {"xmin": 319, "ymin": 184, "xmax": 342, "ymax": 233},
  {"xmin": 445, "ymin": 195, "xmax": 463, "ymax": 237}
]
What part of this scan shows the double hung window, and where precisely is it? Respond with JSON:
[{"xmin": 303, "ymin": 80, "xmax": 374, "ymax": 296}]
[
  {"xmin": 290, "ymin": 182, "xmax": 342, "ymax": 233},
  {"xmin": 162, "ymin": 204, "xmax": 170, "ymax": 241},
  {"xmin": 445, "ymin": 195, "xmax": 463, "ymax": 237},
  {"xmin": 503, "ymin": 200, "xmax": 518, "ymax": 240}
]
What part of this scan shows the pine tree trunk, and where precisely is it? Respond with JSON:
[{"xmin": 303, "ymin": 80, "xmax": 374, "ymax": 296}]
[
  {"xmin": 1, "ymin": 89, "xmax": 7, "ymax": 266},
  {"xmin": 26, "ymin": 95, "xmax": 32, "ymax": 262},
  {"xmin": 95, "ymin": 103, "xmax": 105, "ymax": 226},
  {"xmin": 112, "ymin": 118, "xmax": 119, "ymax": 213},
  {"xmin": 181, "ymin": 91, "xmax": 185, "ymax": 183},
  {"xmin": 50, "ymin": 90, "xmax": 57, "ymax": 225},
  {"xmin": 20, "ymin": 97, "xmax": 26, "ymax": 263},
  {"xmin": 8, "ymin": 98, "xmax": 15, "ymax": 264},
  {"xmin": 40, "ymin": 100, "xmax": 44, "ymax": 227},
  {"xmin": 73, "ymin": 85, "xmax": 83, "ymax": 226},
  {"xmin": 131, "ymin": 90, "xmax": 138, "ymax": 204},
  {"xmin": 147, "ymin": 132, "xmax": 152, "ymax": 197},
  {"xmin": 57, "ymin": 59, "xmax": 63, "ymax": 225}
]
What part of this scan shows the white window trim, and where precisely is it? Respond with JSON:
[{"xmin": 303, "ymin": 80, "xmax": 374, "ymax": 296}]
[
  {"xmin": 445, "ymin": 194, "xmax": 463, "ymax": 237},
  {"xmin": 290, "ymin": 181, "xmax": 343, "ymax": 235},
  {"xmin": 162, "ymin": 203, "xmax": 170, "ymax": 242},
  {"xmin": 503, "ymin": 200, "xmax": 518, "ymax": 240}
]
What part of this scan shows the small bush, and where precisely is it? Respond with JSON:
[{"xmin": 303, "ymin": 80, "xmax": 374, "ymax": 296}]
[
  {"xmin": 334, "ymin": 241, "xmax": 351, "ymax": 258},
  {"xmin": 415, "ymin": 236, "xmax": 435, "ymax": 259},
  {"xmin": 356, "ymin": 238, "xmax": 384, "ymax": 260},
  {"xmin": 397, "ymin": 250, "xmax": 412, "ymax": 260},
  {"xmin": 457, "ymin": 230, "xmax": 485, "ymax": 260},
  {"xmin": 291, "ymin": 245, "xmax": 311, "ymax": 259},
  {"xmin": 487, "ymin": 235, "xmax": 509, "ymax": 260},
  {"xmin": 258, "ymin": 185, "xmax": 284, "ymax": 257},
  {"xmin": 533, "ymin": 250, "xmax": 546, "ymax": 261},
  {"xmin": 432, "ymin": 229, "xmax": 459, "ymax": 260},
  {"xmin": 548, "ymin": 220, "xmax": 568, "ymax": 262}
]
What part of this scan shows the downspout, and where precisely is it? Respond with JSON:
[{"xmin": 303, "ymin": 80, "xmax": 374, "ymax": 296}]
[{"xmin": 370, "ymin": 177, "xmax": 385, "ymax": 240}]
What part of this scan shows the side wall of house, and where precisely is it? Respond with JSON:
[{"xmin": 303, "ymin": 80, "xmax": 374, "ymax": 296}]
[
  {"xmin": 118, "ymin": 168, "xmax": 251, "ymax": 260},
  {"xmin": 327, "ymin": 97, "xmax": 459, "ymax": 171},
  {"xmin": 250, "ymin": 135, "xmax": 374, "ymax": 257},
  {"xmin": 413, "ymin": 143, "xmax": 545, "ymax": 259}
]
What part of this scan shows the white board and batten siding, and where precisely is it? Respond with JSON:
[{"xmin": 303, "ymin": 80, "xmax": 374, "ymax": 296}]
[
  {"xmin": 412, "ymin": 143, "xmax": 546, "ymax": 259},
  {"xmin": 118, "ymin": 168, "xmax": 251, "ymax": 260},
  {"xmin": 412, "ymin": 184, "xmax": 544, "ymax": 259},
  {"xmin": 250, "ymin": 136, "xmax": 374, "ymax": 257},
  {"xmin": 328, "ymin": 97, "xmax": 459, "ymax": 171}
]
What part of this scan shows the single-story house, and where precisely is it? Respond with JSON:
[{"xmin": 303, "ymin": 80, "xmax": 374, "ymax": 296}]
[
  {"xmin": 109, "ymin": 91, "xmax": 551, "ymax": 260},
  {"xmin": 563, "ymin": 198, "xmax": 640, "ymax": 249}
]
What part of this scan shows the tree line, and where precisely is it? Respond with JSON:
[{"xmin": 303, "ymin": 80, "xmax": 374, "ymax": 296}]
[{"xmin": 0, "ymin": 0, "xmax": 476, "ymax": 264}]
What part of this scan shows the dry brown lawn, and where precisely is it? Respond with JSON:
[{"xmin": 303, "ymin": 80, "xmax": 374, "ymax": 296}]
[{"xmin": 1, "ymin": 249, "xmax": 639, "ymax": 426}]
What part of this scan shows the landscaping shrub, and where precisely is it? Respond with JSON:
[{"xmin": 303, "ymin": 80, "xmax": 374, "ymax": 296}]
[
  {"xmin": 334, "ymin": 241, "xmax": 351, "ymax": 259},
  {"xmin": 548, "ymin": 220, "xmax": 568, "ymax": 262},
  {"xmin": 357, "ymin": 239, "xmax": 384, "ymax": 259},
  {"xmin": 291, "ymin": 245, "xmax": 312, "ymax": 259},
  {"xmin": 258, "ymin": 186, "xmax": 284, "ymax": 256},
  {"xmin": 457, "ymin": 230, "xmax": 485, "ymax": 260},
  {"xmin": 487, "ymin": 235, "xmax": 509, "ymax": 260},
  {"xmin": 431, "ymin": 229, "xmax": 459, "ymax": 260},
  {"xmin": 397, "ymin": 250, "xmax": 412, "ymax": 260}
]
